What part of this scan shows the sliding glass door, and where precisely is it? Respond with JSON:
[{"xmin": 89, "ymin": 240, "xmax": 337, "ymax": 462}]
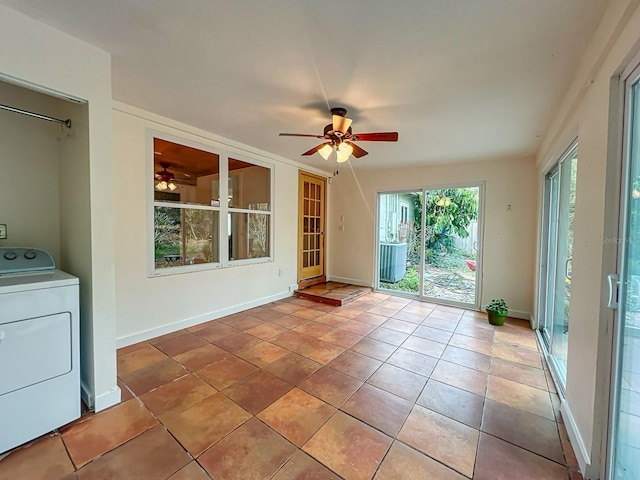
[
  {"xmin": 539, "ymin": 144, "xmax": 577, "ymax": 387},
  {"xmin": 609, "ymin": 62, "xmax": 640, "ymax": 480},
  {"xmin": 376, "ymin": 184, "xmax": 483, "ymax": 309}
]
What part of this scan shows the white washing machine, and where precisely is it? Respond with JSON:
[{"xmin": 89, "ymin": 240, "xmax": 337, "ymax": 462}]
[{"xmin": 0, "ymin": 247, "xmax": 80, "ymax": 454}]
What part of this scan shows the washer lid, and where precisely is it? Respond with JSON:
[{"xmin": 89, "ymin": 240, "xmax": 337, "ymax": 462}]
[
  {"xmin": 0, "ymin": 269, "xmax": 78, "ymax": 293},
  {"xmin": 0, "ymin": 248, "xmax": 55, "ymax": 274}
]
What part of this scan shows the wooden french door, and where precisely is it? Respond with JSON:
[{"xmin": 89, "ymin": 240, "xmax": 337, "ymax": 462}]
[{"xmin": 298, "ymin": 172, "xmax": 326, "ymax": 282}]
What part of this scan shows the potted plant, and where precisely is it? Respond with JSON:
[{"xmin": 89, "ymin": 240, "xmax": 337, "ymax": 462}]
[{"xmin": 485, "ymin": 299, "xmax": 508, "ymax": 326}]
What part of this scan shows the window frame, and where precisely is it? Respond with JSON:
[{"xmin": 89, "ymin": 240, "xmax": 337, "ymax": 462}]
[{"xmin": 147, "ymin": 130, "xmax": 274, "ymax": 277}]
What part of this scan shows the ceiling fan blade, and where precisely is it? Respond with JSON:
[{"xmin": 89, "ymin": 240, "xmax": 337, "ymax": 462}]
[
  {"xmin": 351, "ymin": 132, "xmax": 398, "ymax": 142},
  {"xmin": 332, "ymin": 115, "xmax": 352, "ymax": 135},
  {"xmin": 348, "ymin": 142, "xmax": 368, "ymax": 158},
  {"xmin": 301, "ymin": 143, "xmax": 329, "ymax": 156},
  {"xmin": 174, "ymin": 178, "xmax": 196, "ymax": 185},
  {"xmin": 279, "ymin": 133, "xmax": 326, "ymax": 138}
]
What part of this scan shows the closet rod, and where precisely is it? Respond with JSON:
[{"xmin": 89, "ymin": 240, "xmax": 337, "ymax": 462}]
[{"xmin": 0, "ymin": 103, "xmax": 71, "ymax": 128}]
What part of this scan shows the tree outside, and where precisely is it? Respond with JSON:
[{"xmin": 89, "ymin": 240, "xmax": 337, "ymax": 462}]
[{"xmin": 154, "ymin": 207, "xmax": 216, "ymax": 266}]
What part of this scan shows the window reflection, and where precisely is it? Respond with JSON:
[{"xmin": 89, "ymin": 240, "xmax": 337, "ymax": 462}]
[{"xmin": 154, "ymin": 207, "xmax": 219, "ymax": 268}]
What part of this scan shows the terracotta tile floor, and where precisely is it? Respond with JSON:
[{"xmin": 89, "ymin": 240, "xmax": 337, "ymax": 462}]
[{"xmin": 0, "ymin": 293, "xmax": 583, "ymax": 479}]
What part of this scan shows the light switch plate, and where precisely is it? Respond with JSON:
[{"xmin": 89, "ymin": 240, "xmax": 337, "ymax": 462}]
[{"xmin": 0, "ymin": 224, "xmax": 6, "ymax": 240}]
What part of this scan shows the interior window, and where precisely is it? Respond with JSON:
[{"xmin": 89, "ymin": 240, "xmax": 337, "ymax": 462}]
[{"xmin": 152, "ymin": 138, "xmax": 272, "ymax": 272}]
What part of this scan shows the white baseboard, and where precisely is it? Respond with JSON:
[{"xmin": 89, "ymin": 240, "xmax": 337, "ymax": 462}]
[
  {"xmin": 94, "ymin": 386, "xmax": 121, "ymax": 412},
  {"xmin": 116, "ymin": 290, "xmax": 293, "ymax": 348},
  {"xmin": 328, "ymin": 276, "xmax": 372, "ymax": 288},
  {"xmin": 81, "ymin": 381, "xmax": 122, "ymax": 412},
  {"xmin": 560, "ymin": 399, "xmax": 591, "ymax": 474}
]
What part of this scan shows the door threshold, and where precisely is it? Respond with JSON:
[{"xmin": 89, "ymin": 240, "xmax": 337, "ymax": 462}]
[{"xmin": 297, "ymin": 276, "xmax": 327, "ymax": 290}]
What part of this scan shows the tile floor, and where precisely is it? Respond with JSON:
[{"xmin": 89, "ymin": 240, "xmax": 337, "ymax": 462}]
[{"xmin": 0, "ymin": 292, "xmax": 583, "ymax": 479}]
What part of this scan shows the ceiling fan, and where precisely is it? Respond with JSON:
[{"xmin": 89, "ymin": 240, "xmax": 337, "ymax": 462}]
[
  {"xmin": 279, "ymin": 107, "xmax": 398, "ymax": 163},
  {"xmin": 154, "ymin": 162, "xmax": 192, "ymax": 191}
]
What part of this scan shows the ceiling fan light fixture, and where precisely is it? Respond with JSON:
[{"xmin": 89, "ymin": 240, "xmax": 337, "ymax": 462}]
[
  {"xmin": 318, "ymin": 143, "xmax": 333, "ymax": 160},
  {"xmin": 168, "ymin": 182, "xmax": 177, "ymax": 191},
  {"xmin": 332, "ymin": 115, "xmax": 352, "ymax": 135},
  {"xmin": 156, "ymin": 181, "xmax": 168, "ymax": 191},
  {"xmin": 336, "ymin": 142, "xmax": 353, "ymax": 163}
]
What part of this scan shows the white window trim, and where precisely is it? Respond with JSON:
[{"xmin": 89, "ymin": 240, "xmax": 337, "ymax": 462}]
[{"xmin": 147, "ymin": 130, "xmax": 275, "ymax": 277}]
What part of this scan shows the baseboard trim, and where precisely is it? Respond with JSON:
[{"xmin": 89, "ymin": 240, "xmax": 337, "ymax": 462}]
[
  {"xmin": 116, "ymin": 290, "xmax": 293, "ymax": 348},
  {"xmin": 328, "ymin": 276, "xmax": 372, "ymax": 288},
  {"xmin": 510, "ymin": 310, "xmax": 533, "ymax": 323},
  {"xmin": 81, "ymin": 382, "xmax": 122, "ymax": 412},
  {"xmin": 560, "ymin": 399, "xmax": 591, "ymax": 474},
  {"xmin": 94, "ymin": 386, "xmax": 121, "ymax": 412}
]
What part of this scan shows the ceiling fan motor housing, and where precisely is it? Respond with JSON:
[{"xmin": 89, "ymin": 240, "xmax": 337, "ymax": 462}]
[
  {"xmin": 330, "ymin": 107, "xmax": 347, "ymax": 117},
  {"xmin": 323, "ymin": 123, "xmax": 352, "ymax": 141}
]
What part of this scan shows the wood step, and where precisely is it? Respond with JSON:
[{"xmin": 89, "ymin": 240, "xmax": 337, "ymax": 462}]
[{"xmin": 294, "ymin": 281, "xmax": 372, "ymax": 306}]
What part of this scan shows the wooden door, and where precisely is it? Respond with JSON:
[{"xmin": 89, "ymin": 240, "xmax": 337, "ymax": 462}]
[{"xmin": 298, "ymin": 172, "xmax": 326, "ymax": 283}]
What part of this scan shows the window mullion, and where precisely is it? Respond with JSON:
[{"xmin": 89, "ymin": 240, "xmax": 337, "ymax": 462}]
[
  {"xmin": 154, "ymin": 201, "xmax": 219, "ymax": 212},
  {"xmin": 219, "ymin": 152, "xmax": 230, "ymax": 267},
  {"xmin": 228, "ymin": 208, "xmax": 272, "ymax": 215}
]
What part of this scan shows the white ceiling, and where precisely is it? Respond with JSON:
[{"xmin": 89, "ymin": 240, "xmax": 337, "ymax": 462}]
[{"xmin": 1, "ymin": 0, "xmax": 608, "ymax": 171}]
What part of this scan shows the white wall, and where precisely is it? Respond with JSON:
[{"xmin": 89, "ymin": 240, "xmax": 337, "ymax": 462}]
[
  {"xmin": 0, "ymin": 5, "xmax": 118, "ymax": 411},
  {"xmin": 328, "ymin": 157, "xmax": 538, "ymax": 317},
  {"xmin": 112, "ymin": 103, "xmax": 305, "ymax": 344},
  {"xmin": 0, "ymin": 81, "xmax": 63, "ymax": 261},
  {"xmin": 534, "ymin": 0, "xmax": 640, "ymax": 476}
]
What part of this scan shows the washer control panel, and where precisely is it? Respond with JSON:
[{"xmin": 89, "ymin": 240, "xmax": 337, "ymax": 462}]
[{"xmin": 0, "ymin": 248, "xmax": 55, "ymax": 274}]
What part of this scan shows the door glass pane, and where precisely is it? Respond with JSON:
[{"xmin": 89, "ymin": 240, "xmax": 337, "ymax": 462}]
[
  {"xmin": 542, "ymin": 172, "xmax": 559, "ymax": 346},
  {"xmin": 541, "ymin": 146, "xmax": 577, "ymax": 386},
  {"xmin": 302, "ymin": 178, "xmax": 319, "ymax": 241},
  {"xmin": 299, "ymin": 176, "xmax": 325, "ymax": 280},
  {"xmin": 550, "ymin": 149, "xmax": 577, "ymax": 384},
  {"xmin": 613, "ymin": 73, "xmax": 640, "ymax": 480},
  {"xmin": 423, "ymin": 187, "xmax": 480, "ymax": 306},
  {"xmin": 377, "ymin": 192, "xmax": 421, "ymax": 295}
]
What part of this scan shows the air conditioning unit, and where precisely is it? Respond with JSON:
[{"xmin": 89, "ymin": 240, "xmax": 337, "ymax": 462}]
[{"xmin": 379, "ymin": 242, "xmax": 408, "ymax": 282}]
